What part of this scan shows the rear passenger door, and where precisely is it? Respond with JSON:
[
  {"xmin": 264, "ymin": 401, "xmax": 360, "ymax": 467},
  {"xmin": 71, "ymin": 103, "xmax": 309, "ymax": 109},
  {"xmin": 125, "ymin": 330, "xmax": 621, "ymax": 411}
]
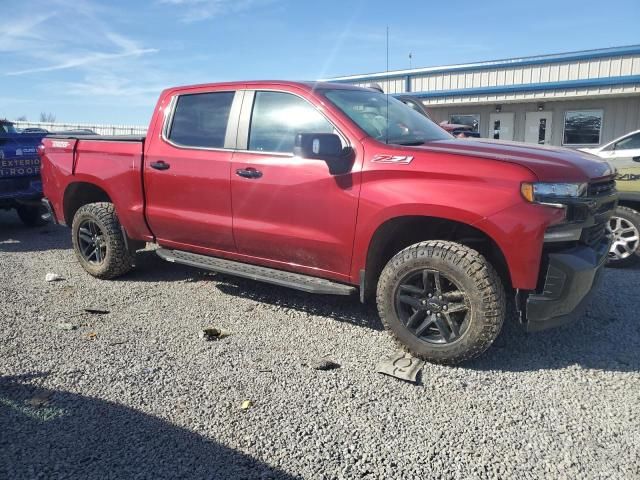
[{"xmin": 144, "ymin": 89, "xmax": 242, "ymax": 253}]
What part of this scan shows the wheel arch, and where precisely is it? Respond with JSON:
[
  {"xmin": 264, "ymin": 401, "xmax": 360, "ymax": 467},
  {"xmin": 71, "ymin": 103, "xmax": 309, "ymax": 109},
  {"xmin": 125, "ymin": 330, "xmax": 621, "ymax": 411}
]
[
  {"xmin": 63, "ymin": 181, "xmax": 112, "ymax": 225},
  {"xmin": 617, "ymin": 199, "xmax": 640, "ymax": 213},
  {"xmin": 361, "ymin": 215, "xmax": 512, "ymax": 302}
]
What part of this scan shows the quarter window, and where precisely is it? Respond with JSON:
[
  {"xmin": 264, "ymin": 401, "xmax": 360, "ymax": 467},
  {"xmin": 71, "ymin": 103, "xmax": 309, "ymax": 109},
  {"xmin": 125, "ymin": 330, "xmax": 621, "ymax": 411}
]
[
  {"xmin": 563, "ymin": 110, "xmax": 603, "ymax": 145},
  {"xmin": 168, "ymin": 91, "xmax": 235, "ymax": 148},
  {"xmin": 248, "ymin": 91, "xmax": 334, "ymax": 153}
]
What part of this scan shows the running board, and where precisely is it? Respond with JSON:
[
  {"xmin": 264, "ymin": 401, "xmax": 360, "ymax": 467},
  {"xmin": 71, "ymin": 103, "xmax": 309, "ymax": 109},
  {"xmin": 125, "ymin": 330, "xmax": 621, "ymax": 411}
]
[{"xmin": 156, "ymin": 248, "xmax": 356, "ymax": 296}]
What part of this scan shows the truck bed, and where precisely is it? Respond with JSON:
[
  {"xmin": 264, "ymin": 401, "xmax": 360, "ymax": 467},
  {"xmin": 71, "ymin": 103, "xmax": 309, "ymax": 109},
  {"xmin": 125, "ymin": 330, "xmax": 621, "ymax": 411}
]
[{"xmin": 40, "ymin": 134, "xmax": 152, "ymax": 241}]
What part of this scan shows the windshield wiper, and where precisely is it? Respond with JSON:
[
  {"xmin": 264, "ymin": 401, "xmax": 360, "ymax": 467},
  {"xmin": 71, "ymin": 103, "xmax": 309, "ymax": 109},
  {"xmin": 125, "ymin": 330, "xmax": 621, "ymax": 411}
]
[{"xmin": 390, "ymin": 139, "xmax": 425, "ymax": 146}]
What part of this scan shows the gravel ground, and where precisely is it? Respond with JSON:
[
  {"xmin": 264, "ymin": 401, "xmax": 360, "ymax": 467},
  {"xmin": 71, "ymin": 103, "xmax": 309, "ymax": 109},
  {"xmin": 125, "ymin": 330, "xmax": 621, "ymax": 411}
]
[{"xmin": 1, "ymin": 209, "xmax": 639, "ymax": 480}]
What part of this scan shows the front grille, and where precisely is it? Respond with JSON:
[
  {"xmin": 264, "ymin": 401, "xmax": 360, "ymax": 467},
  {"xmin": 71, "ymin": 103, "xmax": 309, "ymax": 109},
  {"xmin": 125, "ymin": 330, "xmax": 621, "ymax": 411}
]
[
  {"xmin": 587, "ymin": 179, "xmax": 615, "ymax": 197},
  {"xmin": 581, "ymin": 223, "xmax": 607, "ymax": 248}
]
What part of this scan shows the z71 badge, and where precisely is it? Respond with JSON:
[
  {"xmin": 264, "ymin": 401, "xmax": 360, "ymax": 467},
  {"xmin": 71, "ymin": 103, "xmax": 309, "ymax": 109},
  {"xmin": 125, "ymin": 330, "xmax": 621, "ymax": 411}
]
[{"xmin": 371, "ymin": 154, "xmax": 414, "ymax": 164}]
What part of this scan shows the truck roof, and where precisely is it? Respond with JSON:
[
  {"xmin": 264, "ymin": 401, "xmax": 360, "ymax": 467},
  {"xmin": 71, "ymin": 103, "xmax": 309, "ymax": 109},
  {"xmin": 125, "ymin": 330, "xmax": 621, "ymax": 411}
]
[{"xmin": 161, "ymin": 80, "xmax": 365, "ymax": 96}]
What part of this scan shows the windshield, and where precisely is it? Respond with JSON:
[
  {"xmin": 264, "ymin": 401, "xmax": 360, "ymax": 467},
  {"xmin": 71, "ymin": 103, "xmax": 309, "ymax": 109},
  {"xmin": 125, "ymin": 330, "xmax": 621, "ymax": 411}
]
[
  {"xmin": 322, "ymin": 89, "xmax": 451, "ymax": 145},
  {"xmin": 0, "ymin": 122, "xmax": 18, "ymax": 135}
]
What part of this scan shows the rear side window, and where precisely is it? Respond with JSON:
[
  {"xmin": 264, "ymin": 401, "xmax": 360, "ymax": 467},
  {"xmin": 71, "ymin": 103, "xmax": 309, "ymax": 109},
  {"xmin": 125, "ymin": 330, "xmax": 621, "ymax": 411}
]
[
  {"xmin": 168, "ymin": 92, "xmax": 235, "ymax": 148},
  {"xmin": 248, "ymin": 91, "xmax": 334, "ymax": 153}
]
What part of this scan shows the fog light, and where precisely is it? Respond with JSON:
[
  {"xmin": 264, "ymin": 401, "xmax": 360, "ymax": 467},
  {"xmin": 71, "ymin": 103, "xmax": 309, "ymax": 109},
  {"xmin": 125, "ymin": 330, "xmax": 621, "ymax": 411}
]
[{"xmin": 544, "ymin": 227, "xmax": 582, "ymax": 242}]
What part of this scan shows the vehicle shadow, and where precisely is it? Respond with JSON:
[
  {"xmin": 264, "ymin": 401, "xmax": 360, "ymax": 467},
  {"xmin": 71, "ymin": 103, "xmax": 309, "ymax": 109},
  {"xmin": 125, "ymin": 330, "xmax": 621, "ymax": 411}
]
[
  {"xmin": 215, "ymin": 277, "xmax": 383, "ymax": 331},
  {"xmin": 127, "ymin": 251, "xmax": 384, "ymax": 330},
  {"xmin": 0, "ymin": 373, "xmax": 298, "ymax": 480},
  {"xmin": 0, "ymin": 210, "xmax": 70, "ymax": 252},
  {"xmin": 466, "ymin": 270, "xmax": 640, "ymax": 373},
  {"xmin": 213, "ymin": 270, "xmax": 640, "ymax": 374}
]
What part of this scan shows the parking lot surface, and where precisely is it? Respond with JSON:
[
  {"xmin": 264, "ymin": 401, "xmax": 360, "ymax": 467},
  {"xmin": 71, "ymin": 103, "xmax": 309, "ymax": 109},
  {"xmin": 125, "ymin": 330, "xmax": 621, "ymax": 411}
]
[{"xmin": 1, "ymin": 210, "xmax": 639, "ymax": 479}]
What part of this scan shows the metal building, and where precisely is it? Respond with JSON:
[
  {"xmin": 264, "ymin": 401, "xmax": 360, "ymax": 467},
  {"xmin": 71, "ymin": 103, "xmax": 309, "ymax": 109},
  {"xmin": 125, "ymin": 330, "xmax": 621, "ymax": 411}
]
[{"xmin": 325, "ymin": 45, "xmax": 640, "ymax": 148}]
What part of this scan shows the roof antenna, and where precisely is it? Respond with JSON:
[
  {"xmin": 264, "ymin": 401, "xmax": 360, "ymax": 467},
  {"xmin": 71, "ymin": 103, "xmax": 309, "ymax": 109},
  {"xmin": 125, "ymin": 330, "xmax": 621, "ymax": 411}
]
[{"xmin": 385, "ymin": 25, "xmax": 389, "ymax": 145}]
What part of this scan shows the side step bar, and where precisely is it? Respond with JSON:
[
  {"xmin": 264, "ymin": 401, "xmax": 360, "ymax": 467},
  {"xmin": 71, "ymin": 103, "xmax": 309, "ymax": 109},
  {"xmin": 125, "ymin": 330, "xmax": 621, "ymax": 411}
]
[{"xmin": 156, "ymin": 248, "xmax": 356, "ymax": 296}]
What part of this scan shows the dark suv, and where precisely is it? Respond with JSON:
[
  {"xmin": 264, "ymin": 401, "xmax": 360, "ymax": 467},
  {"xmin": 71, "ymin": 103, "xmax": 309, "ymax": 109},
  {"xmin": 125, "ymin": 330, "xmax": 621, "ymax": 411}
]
[{"xmin": 0, "ymin": 120, "xmax": 47, "ymax": 226}]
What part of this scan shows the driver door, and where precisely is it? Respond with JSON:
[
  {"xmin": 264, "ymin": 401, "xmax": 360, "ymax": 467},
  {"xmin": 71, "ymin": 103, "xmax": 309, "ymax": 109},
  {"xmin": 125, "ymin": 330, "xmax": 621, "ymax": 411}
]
[{"xmin": 230, "ymin": 89, "xmax": 361, "ymax": 280}]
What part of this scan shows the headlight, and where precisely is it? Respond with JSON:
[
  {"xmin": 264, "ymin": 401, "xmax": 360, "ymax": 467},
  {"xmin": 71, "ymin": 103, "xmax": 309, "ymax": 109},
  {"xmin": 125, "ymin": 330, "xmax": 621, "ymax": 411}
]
[{"xmin": 521, "ymin": 182, "xmax": 587, "ymax": 205}]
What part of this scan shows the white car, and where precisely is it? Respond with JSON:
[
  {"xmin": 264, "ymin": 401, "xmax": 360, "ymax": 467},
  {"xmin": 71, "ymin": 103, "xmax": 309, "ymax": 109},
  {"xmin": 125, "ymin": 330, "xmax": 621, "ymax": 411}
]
[{"xmin": 581, "ymin": 130, "xmax": 640, "ymax": 267}]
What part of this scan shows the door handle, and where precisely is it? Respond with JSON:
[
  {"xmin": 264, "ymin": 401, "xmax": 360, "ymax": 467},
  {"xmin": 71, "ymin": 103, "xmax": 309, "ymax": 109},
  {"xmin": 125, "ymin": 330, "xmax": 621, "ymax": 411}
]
[
  {"xmin": 150, "ymin": 160, "xmax": 170, "ymax": 170},
  {"xmin": 236, "ymin": 167, "xmax": 262, "ymax": 179}
]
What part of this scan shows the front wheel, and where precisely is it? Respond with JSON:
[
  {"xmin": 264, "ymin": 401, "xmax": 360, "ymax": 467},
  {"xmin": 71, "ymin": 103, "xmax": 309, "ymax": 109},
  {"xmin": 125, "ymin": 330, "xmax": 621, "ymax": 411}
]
[
  {"xmin": 71, "ymin": 202, "xmax": 134, "ymax": 279},
  {"xmin": 606, "ymin": 206, "xmax": 640, "ymax": 268},
  {"xmin": 376, "ymin": 241, "xmax": 505, "ymax": 365}
]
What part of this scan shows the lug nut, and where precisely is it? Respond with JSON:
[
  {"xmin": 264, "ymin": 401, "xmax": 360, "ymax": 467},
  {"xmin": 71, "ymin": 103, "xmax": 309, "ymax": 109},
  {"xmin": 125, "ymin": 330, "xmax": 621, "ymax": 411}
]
[
  {"xmin": 443, "ymin": 305, "xmax": 448, "ymax": 310},
  {"xmin": 427, "ymin": 310, "xmax": 431, "ymax": 315}
]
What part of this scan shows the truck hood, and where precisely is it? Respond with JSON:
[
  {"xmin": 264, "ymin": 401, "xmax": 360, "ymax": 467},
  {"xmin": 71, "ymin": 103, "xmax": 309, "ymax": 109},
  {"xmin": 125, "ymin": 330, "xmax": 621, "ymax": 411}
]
[{"xmin": 413, "ymin": 139, "xmax": 613, "ymax": 182}]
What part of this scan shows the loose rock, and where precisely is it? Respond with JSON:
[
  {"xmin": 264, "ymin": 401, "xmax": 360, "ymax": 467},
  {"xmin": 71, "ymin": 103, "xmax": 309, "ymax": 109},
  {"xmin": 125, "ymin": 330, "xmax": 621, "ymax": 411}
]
[{"xmin": 45, "ymin": 273, "xmax": 63, "ymax": 282}]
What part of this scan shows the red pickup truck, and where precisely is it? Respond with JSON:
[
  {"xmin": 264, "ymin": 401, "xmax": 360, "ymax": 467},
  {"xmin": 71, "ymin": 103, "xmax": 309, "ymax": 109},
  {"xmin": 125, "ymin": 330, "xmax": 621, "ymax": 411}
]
[{"xmin": 40, "ymin": 81, "xmax": 616, "ymax": 364}]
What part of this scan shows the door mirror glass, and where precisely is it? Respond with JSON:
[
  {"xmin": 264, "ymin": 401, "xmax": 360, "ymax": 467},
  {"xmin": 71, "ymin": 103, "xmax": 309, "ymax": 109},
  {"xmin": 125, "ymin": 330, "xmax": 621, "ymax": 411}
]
[{"xmin": 294, "ymin": 133, "xmax": 354, "ymax": 175}]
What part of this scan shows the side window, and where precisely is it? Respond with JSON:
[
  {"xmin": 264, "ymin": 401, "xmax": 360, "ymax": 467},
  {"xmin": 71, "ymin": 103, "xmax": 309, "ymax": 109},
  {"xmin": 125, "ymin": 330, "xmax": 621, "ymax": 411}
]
[
  {"xmin": 168, "ymin": 91, "xmax": 235, "ymax": 148},
  {"xmin": 615, "ymin": 133, "xmax": 640, "ymax": 151},
  {"xmin": 248, "ymin": 91, "xmax": 334, "ymax": 153}
]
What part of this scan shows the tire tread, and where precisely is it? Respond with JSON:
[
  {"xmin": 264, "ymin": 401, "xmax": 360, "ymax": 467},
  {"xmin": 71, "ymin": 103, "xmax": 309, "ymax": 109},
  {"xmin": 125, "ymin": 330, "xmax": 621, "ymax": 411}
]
[
  {"xmin": 71, "ymin": 202, "xmax": 134, "ymax": 279},
  {"xmin": 376, "ymin": 240, "xmax": 505, "ymax": 364}
]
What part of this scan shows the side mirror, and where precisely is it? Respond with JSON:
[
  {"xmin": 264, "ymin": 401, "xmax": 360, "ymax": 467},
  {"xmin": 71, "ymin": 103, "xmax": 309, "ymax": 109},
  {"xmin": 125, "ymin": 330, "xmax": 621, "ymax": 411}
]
[{"xmin": 293, "ymin": 133, "xmax": 354, "ymax": 175}]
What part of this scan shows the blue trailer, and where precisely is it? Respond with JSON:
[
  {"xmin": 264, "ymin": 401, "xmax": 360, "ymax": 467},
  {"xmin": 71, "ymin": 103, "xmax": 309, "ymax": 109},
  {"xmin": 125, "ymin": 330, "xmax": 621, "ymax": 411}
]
[{"xmin": 0, "ymin": 120, "xmax": 48, "ymax": 226}]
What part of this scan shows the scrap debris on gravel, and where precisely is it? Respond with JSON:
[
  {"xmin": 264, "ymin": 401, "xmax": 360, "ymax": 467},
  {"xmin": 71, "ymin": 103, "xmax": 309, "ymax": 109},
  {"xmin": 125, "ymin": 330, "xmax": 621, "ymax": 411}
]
[{"xmin": 1, "ymin": 210, "xmax": 639, "ymax": 479}]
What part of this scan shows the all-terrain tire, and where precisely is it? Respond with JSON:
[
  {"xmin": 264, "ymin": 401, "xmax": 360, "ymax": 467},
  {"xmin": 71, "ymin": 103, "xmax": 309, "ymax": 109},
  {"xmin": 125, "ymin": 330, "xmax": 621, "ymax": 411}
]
[
  {"xmin": 16, "ymin": 205, "xmax": 48, "ymax": 227},
  {"xmin": 376, "ymin": 240, "xmax": 506, "ymax": 365},
  {"xmin": 71, "ymin": 202, "xmax": 134, "ymax": 279},
  {"xmin": 606, "ymin": 206, "xmax": 640, "ymax": 268}
]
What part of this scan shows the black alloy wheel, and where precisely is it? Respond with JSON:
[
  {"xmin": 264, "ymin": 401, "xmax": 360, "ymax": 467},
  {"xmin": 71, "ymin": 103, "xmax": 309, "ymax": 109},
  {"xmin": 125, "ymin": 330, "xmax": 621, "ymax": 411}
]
[
  {"xmin": 395, "ymin": 269, "xmax": 470, "ymax": 344},
  {"xmin": 71, "ymin": 202, "xmax": 134, "ymax": 279},
  {"xmin": 376, "ymin": 240, "xmax": 505, "ymax": 364},
  {"xmin": 77, "ymin": 219, "xmax": 108, "ymax": 265}
]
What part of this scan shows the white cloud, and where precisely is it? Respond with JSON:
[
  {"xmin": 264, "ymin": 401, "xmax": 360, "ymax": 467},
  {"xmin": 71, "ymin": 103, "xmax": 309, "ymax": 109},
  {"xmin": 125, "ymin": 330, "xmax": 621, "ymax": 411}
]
[
  {"xmin": 159, "ymin": 0, "xmax": 275, "ymax": 22},
  {"xmin": 1, "ymin": 1, "xmax": 158, "ymax": 78},
  {"xmin": 6, "ymin": 49, "xmax": 158, "ymax": 76}
]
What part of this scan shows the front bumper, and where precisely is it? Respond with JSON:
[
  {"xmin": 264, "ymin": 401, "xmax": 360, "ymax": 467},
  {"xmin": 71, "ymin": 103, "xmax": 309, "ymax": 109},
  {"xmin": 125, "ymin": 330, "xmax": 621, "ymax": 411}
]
[{"xmin": 520, "ymin": 240, "xmax": 609, "ymax": 332}]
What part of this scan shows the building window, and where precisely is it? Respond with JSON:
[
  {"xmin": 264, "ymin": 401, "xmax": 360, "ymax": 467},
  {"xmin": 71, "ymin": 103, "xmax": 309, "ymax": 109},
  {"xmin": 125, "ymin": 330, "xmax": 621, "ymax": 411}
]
[
  {"xmin": 562, "ymin": 110, "xmax": 603, "ymax": 146},
  {"xmin": 449, "ymin": 114, "xmax": 480, "ymax": 132}
]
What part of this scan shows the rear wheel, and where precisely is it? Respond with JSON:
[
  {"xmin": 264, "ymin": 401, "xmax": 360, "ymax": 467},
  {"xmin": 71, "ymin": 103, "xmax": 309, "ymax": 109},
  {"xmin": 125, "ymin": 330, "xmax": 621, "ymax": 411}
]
[
  {"xmin": 71, "ymin": 202, "xmax": 134, "ymax": 279},
  {"xmin": 606, "ymin": 206, "xmax": 640, "ymax": 268},
  {"xmin": 376, "ymin": 240, "xmax": 505, "ymax": 364},
  {"xmin": 16, "ymin": 204, "xmax": 48, "ymax": 227}
]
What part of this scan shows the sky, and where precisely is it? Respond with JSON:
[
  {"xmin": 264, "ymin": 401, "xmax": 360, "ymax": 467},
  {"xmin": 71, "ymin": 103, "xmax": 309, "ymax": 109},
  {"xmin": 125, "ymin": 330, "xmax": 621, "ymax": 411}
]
[{"xmin": 1, "ymin": 0, "xmax": 639, "ymax": 125}]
